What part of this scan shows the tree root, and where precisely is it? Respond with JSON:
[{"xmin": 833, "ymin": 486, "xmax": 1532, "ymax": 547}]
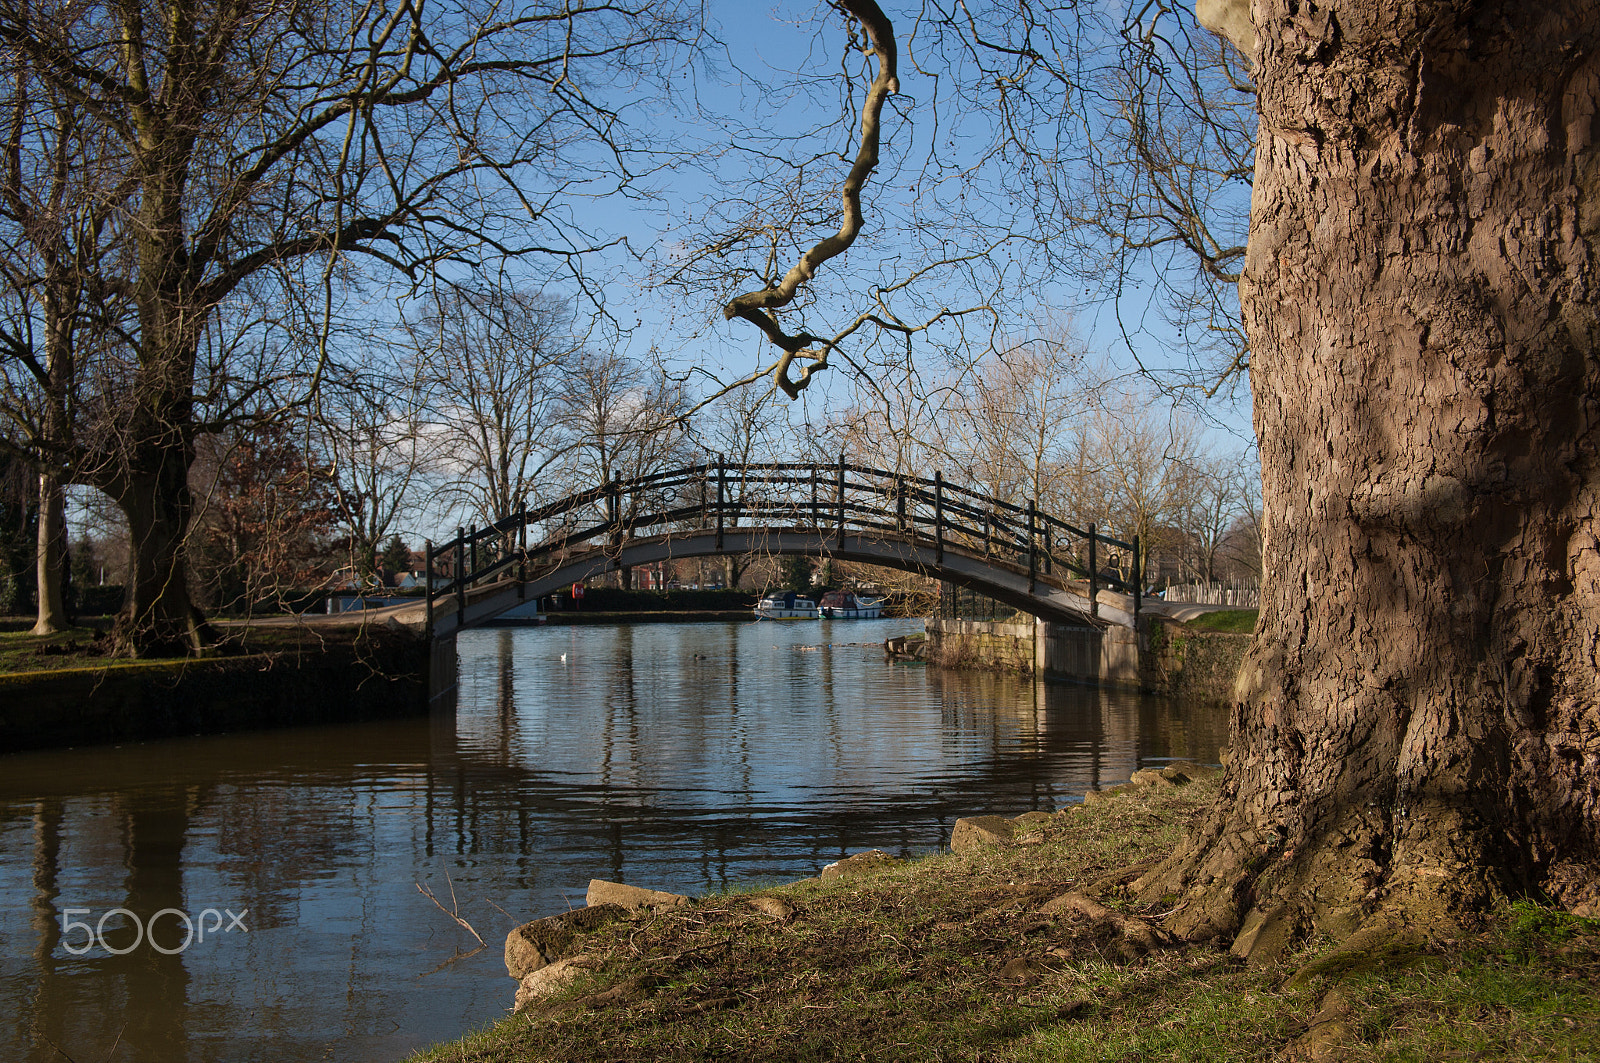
[
  {"xmin": 1082, "ymin": 859, "xmax": 1158, "ymax": 898},
  {"xmin": 1281, "ymin": 987, "xmax": 1360, "ymax": 1062},
  {"xmin": 1285, "ymin": 917, "xmax": 1429, "ymax": 988},
  {"xmin": 1041, "ymin": 891, "xmax": 1175, "ymax": 960}
]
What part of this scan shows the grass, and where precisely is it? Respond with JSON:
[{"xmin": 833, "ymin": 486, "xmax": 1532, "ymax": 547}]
[
  {"xmin": 1183, "ymin": 608, "xmax": 1258, "ymax": 634},
  {"xmin": 0, "ymin": 623, "xmax": 113, "ymax": 674},
  {"xmin": 0, "ymin": 617, "xmax": 389, "ymax": 677},
  {"xmin": 406, "ymin": 780, "xmax": 1600, "ymax": 1063}
]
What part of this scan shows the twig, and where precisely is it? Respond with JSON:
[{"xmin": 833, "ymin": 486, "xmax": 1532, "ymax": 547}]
[
  {"xmin": 417, "ymin": 875, "xmax": 486, "ymax": 947},
  {"xmin": 99, "ymin": 1025, "xmax": 126, "ymax": 1063},
  {"xmin": 39, "ymin": 1032, "xmax": 78, "ymax": 1063}
]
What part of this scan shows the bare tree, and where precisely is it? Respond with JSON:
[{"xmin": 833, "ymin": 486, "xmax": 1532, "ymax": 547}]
[
  {"xmin": 0, "ymin": 0, "xmax": 699, "ymax": 654},
  {"xmin": 187, "ymin": 422, "xmax": 337, "ymax": 613},
  {"xmin": 662, "ymin": 1, "xmax": 1255, "ymax": 429},
  {"xmin": 413, "ymin": 287, "xmax": 578, "ymax": 529},
  {"xmin": 833, "ymin": 358, "xmax": 945, "ymax": 480},
  {"xmin": 1217, "ymin": 505, "xmax": 1261, "ymax": 582},
  {"xmin": 557, "ymin": 348, "xmax": 693, "ymax": 587},
  {"xmin": 1088, "ymin": 389, "xmax": 1207, "ymax": 581},
  {"xmin": 559, "ymin": 350, "xmax": 693, "ymax": 485},
  {"xmin": 690, "ymin": 383, "xmax": 807, "ymax": 588},
  {"xmin": 940, "ymin": 328, "xmax": 1091, "ymax": 515},
  {"xmin": 0, "ymin": 55, "xmax": 131, "ymax": 633},
  {"xmin": 663, "ymin": 0, "xmax": 1004, "ymax": 408},
  {"xmin": 1068, "ymin": 3, "xmax": 1256, "ymax": 390},
  {"xmin": 314, "ymin": 364, "xmax": 432, "ymax": 584},
  {"xmin": 1168, "ymin": 448, "xmax": 1256, "ymax": 585}
]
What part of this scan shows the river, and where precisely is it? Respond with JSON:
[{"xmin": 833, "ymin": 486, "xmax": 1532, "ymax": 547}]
[{"xmin": 0, "ymin": 618, "xmax": 1227, "ymax": 1062}]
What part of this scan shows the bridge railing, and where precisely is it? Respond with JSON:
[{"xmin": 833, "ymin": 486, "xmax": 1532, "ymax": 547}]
[{"xmin": 422, "ymin": 458, "xmax": 1141, "ymax": 634}]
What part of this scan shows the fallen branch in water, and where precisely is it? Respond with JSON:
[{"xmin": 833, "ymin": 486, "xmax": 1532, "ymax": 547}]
[{"xmin": 418, "ymin": 871, "xmax": 486, "ymax": 947}]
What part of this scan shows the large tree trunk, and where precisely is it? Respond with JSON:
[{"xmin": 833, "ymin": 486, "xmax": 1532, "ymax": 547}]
[
  {"xmin": 1150, "ymin": 2, "xmax": 1600, "ymax": 948},
  {"xmin": 30, "ymin": 472, "xmax": 68, "ymax": 634},
  {"xmin": 108, "ymin": 443, "xmax": 210, "ymax": 657}
]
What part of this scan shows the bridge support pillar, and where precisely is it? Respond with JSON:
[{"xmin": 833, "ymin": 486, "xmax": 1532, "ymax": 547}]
[
  {"xmin": 1030, "ymin": 618, "xmax": 1140, "ymax": 688},
  {"xmin": 428, "ymin": 633, "xmax": 459, "ymax": 712}
]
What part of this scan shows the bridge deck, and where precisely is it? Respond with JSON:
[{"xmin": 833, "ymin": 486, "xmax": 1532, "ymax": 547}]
[{"xmin": 426, "ymin": 527, "xmax": 1138, "ymax": 638}]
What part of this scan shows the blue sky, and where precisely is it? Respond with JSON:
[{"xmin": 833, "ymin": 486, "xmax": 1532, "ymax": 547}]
[{"xmin": 573, "ymin": 1, "xmax": 1257, "ymax": 448}]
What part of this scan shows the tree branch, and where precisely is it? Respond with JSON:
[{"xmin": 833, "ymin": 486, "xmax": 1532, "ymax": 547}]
[{"xmin": 722, "ymin": 0, "xmax": 898, "ymax": 399}]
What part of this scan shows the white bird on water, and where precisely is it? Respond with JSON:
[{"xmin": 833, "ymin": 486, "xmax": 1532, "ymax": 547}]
[{"xmin": 560, "ymin": 653, "xmax": 568, "ymax": 663}]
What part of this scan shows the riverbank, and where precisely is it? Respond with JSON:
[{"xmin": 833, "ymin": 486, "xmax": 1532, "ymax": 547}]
[
  {"xmin": 0, "ymin": 624, "xmax": 428, "ymax": 753},
  {"xmin": 411, "ymin": 774, "xmax": 1599, "ymax": 1063}
]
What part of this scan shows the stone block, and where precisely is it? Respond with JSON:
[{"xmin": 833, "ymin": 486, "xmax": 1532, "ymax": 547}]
[
  {"xmin": 820, "ymin": 849, "xmax": 899, "ymax": 880},
  {"xmin": 585, "ymin": 879, "xmax": 689, "ymax": 911},
  {"xmin": 1082, "ymin": 783, "xmax": 1136, "ymax": 805},
  {"xmin": 746, "ymin": 896, "xmax": 793, "ymax": 920},
  {"xmin": 505, "ymin": 903, "xmax": 625, "ymax": 979},
  {"xmin": 1161, "ymin": 760, "xmax": 1221, "ymax": 781},
  {"xmin": 951, "ymin": 815, "xmax": 1016, "ymax": 853},
  {"xmin": 513, "ymin": 956, "xmax": 594, "ymax": 1012}
]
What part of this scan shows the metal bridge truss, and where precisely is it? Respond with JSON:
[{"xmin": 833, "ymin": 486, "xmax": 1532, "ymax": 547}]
[{"xmin": 422, "ymin": 458, "xmax": 1143, "ymax": 638}]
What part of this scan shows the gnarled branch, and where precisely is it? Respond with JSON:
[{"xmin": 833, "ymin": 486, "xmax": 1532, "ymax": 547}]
[{"xmin": 721, "ymin": 0, "xmax": 898, "ymax": 398}]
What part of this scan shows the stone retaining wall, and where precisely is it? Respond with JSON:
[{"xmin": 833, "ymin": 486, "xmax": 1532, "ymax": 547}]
[
  {"xmin": 0, "ymin": 631, "xmax": 429, "ymax": 753},
  {"xmin": 1137, "ymin": 619, "xmax": 1250, "ymax": 707},
  {"xmin": 924, "ymin": 619, "xmax": 1037, "ymax": 674},
  {"xmin": 924, "ymin": 615, "xmax": 1248, "ymax": 705}
]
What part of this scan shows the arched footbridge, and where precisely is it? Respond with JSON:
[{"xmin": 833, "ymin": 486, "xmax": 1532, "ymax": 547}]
[{"xmin": 422, "ymin": 459, "xmax": 1152, "ymax": 639}]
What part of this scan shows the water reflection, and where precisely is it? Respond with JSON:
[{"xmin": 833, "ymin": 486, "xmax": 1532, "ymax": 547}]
[{"xmin": 0, "ymin": 619, "xmax": 1226, "ymax": 1062}]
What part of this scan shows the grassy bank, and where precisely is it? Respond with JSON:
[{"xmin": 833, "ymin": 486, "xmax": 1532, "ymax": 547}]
[
  {"xmin": 0, "ymin": 617, "xmax": 400, "ymax": 677},
  {"xmin": 1, "ymin": 622, "xmax": 428, "ymax": 752},
  {"xmin": 411, "ymin": 778, "xmax": 1599, "ymax": 1063},
  {"xmin": 1182, "ymin": 608, "xmax": 1258, "ymax": 634}
]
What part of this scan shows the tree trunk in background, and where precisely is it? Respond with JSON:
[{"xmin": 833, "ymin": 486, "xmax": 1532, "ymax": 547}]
[
  {"xmin": 1149, "ymin": 1, "xmax": 1600, "ymax": 946},
  {"xmin": 30, "ymin": 473, "xmax": 68, "ymax": 634}
]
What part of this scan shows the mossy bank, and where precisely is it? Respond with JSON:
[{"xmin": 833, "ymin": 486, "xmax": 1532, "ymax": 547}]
[
  {"xmin": 1139, "ymin": 612, "xmax": 1256, "ymax": 706},
  {"xmin": 408, "ymin": 773, "xmax": 1600, "ymax": 1063}
]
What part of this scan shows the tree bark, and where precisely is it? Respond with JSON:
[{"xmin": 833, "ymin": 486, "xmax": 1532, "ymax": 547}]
[
  {"xmin": 1152, "ymin": 1, "xmax": 1600, "ymax": 945},
  {"xmin": 107, "ymin": 445, "xmax": 210, "ymax": 657},
  {"xmin": 29, "ymin": 472, "xmax": 68, "ymax": 634}
]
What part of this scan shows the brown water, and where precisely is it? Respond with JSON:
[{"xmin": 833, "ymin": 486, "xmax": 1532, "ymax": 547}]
[{"xmin": 0, "ymin": 619, "xmax": 1227, "ymax": 1062}]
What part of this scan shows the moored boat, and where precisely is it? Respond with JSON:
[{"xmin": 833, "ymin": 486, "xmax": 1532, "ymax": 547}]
[
  {"xmin": 817, "ymin": 590, "xmax": 884, "ymax": 619},
  {"xmin": 754, "ymin": 591, "xmax": 819, "ymax": 619}
]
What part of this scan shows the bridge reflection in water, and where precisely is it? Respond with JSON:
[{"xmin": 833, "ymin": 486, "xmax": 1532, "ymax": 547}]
[{"xmin": 0, "ymin": 620, "xmax": 1226, "ymax": 1063}]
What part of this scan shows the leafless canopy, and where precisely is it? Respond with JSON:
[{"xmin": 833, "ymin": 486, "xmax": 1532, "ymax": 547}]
[{"xmin": 673, "ymin": 2, "xmax": 1255, "ymax": 413}]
